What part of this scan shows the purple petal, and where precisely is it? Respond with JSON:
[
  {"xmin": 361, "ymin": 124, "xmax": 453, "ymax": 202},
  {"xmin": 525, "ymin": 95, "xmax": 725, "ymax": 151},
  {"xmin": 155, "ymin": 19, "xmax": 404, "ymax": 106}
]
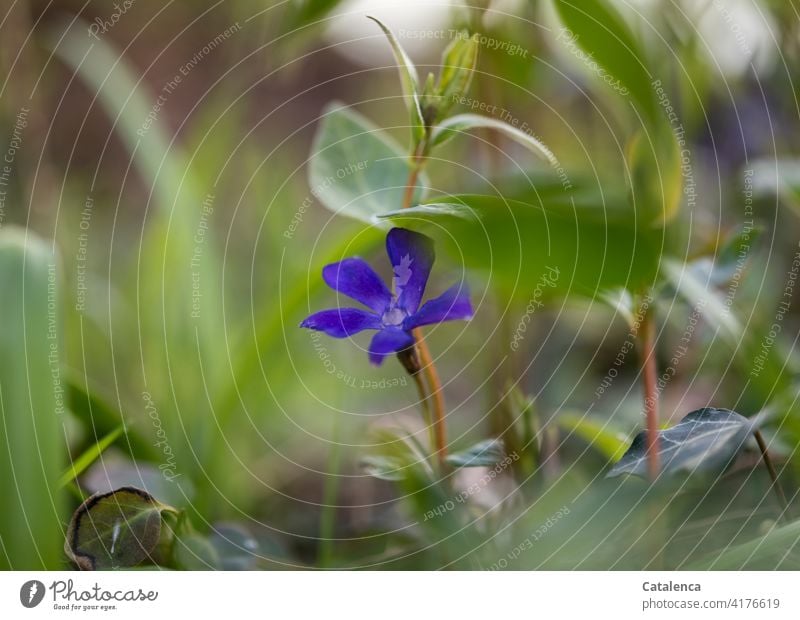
[
  {"xmin": 386, "ymin": 228, "xmax": 434, "ymax": 314},
  {"xmin": 368, "ymin": 328, "xmax": 415, "ymax": 366},
  {"xmin": 404, "ymin": 282, "xmax": 473, "ymax": 330},
  {"xmin": 300, "ymin": 308, "xmax": 382, "ymax": 338},
  {"xmin": 322, "ymin": 258, "xmax": 392, "ymax": 313}
]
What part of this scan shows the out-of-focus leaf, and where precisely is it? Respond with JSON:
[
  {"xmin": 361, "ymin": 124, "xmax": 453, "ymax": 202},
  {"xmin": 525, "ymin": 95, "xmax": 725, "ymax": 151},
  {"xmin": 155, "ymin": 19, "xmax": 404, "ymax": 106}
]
[
  {"xmin": 83, "ymin": 455, "xmax": 194, "ymax": 507},
  {"xmin": 65, "ymin": 487, "xmax": 177, "ymax": 570},
  {"xmin": 551, "ymin": 1, "xmax": 682, "ymax": 225},
  {"xmin": 47, "ymin": 18, "xmax": 224, "ymax": 485},
  {"xmin": 0, "ymin": 227, "xmax": 65, "ymax": 569},
  {"xmin": 173, "ymin": 532, "xmax": 220, "ymax": 570},
  {"xmin": 284, "ymin": 0, "xmax": 345, "ymax": 30},
  {"xmin": 690, "ymin": 225, "xmax": 762, "ymax": 286},
  {"xmin": 208, "ymin": 523, "xmax": 262, "ymax": 570},
  {"xmin": 446, "ymin": 439, "xmax": 506, "ymax": 468},
  {"xmin": 689, "ymin": 518, "xmax": 800, "ymax": 569},
  {"xmin": 380, "ymin": 195, "xmax": 661, "ymax": 299},
  {"xmin": 599, "ymin": 288, "xmax": 636, "ymax": 328},
  {"xmin": 367, "ymin": 16, "xmax": 425, "ymax": 141},
  {"xmin": 430, "ymin": 114, "xmax": 556, "ymax": 164},
  {"xmin": 626, "ymin": 127, "xmax": 683, "ymax": 225},
  {"xmin": 662, "ymin": 258, "xmax": 741, "ymax": 343},
  {"xmin": 608, "ymin": 408, "xmax": 762, "ymax": 479},
  {"xmin": 552, "ymin": 0, "xmax": 657, "ymax": 124},
  {"xmin": 309, "ymin": 102, "xmax": 428, "ymax": 224},
  {"xmin": 361, "ymin": 455, "xmax": 406, "ymax": 481},
  {"xmin": 363, "ymin": 427, "xmax": 435, "ymax": 482},
  {"xmin": 750, "ymin": 158, "xmax": 800, "ymax": 210},
  {"xmin": 60, "ymin": 426, "xmax": 125, "ymax": 489},
  {"xmin": 558, "ymin": 413, "xmax": 629, "ymax": 462}
]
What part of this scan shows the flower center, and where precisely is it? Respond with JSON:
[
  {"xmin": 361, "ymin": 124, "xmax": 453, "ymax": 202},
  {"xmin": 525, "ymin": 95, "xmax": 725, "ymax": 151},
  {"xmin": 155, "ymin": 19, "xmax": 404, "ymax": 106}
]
[{"xmin": 381, "ymin": 306, "xmax": 407, "ymax": 327}]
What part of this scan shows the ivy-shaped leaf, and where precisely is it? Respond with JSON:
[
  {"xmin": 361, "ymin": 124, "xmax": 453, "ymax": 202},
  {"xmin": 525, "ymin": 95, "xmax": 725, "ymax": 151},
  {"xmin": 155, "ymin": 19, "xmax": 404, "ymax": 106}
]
[
  {"xmin": 65, "ymin": 487, "xmax": 178, "ymax": 570},
  {"xmin": 607, "ymin": 408, "xmax": 762, "ymax": 479},
  {"xmin": 446, "ymin": 439, "xmax": 505, "ymax": 468}
]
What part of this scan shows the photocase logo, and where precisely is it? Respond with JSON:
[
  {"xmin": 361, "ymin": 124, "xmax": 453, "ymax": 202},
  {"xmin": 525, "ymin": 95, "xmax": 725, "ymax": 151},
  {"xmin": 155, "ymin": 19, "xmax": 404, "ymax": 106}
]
[{"xmin": 20, "ymin": 580, "xmax": 45, "ymax": 608}]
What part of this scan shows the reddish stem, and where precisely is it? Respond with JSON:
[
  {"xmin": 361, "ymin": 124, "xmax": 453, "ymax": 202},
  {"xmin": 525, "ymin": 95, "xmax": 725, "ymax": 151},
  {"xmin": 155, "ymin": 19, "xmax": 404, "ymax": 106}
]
[
  {"xmin": 639, "ymin": 307, "xmax": 660, "ymax": 481},
  {"xmin": 402, "ymin": 149, "xmax": 448, "ymax": 470}
]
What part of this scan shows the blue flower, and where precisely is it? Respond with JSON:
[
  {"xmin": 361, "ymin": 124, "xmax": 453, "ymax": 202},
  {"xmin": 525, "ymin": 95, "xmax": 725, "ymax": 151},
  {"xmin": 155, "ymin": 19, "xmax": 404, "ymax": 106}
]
[{"xmin": 300, "ymin": 228, "xmax": 473, "ymax": 365}]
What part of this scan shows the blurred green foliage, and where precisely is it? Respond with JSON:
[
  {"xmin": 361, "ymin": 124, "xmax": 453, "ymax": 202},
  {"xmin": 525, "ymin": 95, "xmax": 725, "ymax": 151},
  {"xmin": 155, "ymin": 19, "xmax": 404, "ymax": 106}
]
[{"xmin": 0, "ymin": 0, "xmax": 799, "ymax": 570}]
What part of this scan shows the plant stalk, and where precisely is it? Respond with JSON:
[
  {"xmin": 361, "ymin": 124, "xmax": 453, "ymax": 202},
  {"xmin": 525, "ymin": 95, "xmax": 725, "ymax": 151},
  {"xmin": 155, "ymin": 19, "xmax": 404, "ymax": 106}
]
[
  {"xmin": 410, "ymin": 368, "xmax": 436, "ymax": 459},
  {"xmin": 401, "ymin": 143, "xmax": 448, "ymax": 471},
  {"xmin": 638, "ymin": 306, "xmax": 660, "ymax": 481},
  {"xmin": 753, "ymin": 429, "xmax": 789, "ymax": 519}
]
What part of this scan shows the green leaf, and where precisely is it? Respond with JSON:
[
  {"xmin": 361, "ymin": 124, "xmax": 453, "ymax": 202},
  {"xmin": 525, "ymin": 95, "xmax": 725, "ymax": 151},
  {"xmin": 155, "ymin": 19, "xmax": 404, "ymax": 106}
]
[
  {"xmin": 691, "ymin": 225, "xmax": 762, "ymax": 287},
  {"xmin": 607, "ymin": 408, "xmax": 763, "ymax": 479},
  {"xmin": 557, "ymin": 412, "xmax": 629, "ymax": 462},
  {"xmin": 65, "ymin": 487, "xmax": 178, "ymax": 570},
  {"xmin": 599, "ymin": 288, "xmax": 637, "ymax": 328},
  {"xmin": 435, "ymin": 33, "xmax": 479, "ymax": 120},
  {"xmin": 47, "ymin": 17, "xmax": 225, "ymax": 484},
  {"xmin": 362, "ymin": 427, "xmax": 435, "ymax": 481},
  {"xmin": 380, "ymin": 195, "xmax": 661, "ymax": 299},
  {"xmin": 662, "ymin": 258, "xmax": 741, "ymax": 343},
  {"xmin": 285, "ymin": 0, "xmax": 345, "ymax": 30},
  {"xmin": 689, "ymin": 519, "xmax": 800, "ymax": 569},
  {"xmin": 626, "ymin": 127, "xmax": 683, "ymax": 225},
  {"xmin": 0, "ymin": 227, "xmax": 66, "ymax": 569},
  {"xmin": 430, "ymin": 114, "xmax": 557, "ymax": 163},
  {"xmin": 552, "ymin": 0, "xmax": 657, "ymax": 124},
  {"xmin": 59, "ymin": 426, "xmax": 125, "ymax": 489},
  {"xmin": 309, "ymin": 102, "xmax": 427, "ymax": 224},
  {"xmin": 367, "ymin": 16, "xmax": 426, "ymax": 141},
  {"xmin": 173, "ymin": 532, "xmax": 221, "ymax": 570},
  {"xmin": 551, "ymin": 2, "xmax": 682, "ymax": 225},
  {"xmin": 446, "ymin": 439, "xmax": 506, "ymax": 467}
]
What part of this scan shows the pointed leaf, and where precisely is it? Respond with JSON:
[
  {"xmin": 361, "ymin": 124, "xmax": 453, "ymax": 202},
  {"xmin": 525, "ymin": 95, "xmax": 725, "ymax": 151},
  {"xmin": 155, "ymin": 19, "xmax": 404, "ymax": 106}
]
[
  {"xmin": 367, "ymin": 16, "xmax": 425, "ymax": 140},
  {"xmin": 430, "ymin": 114, "xmax": 557, "ymax": 164},
  {"xmin": 552, "ymin": 0, "xmax": 657, "ymax": 124},
  {"xmin": 59, "ymin": 426, "xmax": 125, "ymax": 489}
]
